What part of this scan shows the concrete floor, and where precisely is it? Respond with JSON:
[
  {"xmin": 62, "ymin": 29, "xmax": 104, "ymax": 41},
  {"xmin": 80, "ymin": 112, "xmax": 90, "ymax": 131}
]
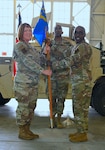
[{"xmin": 0, "ymin": 98, "xmax": 105, "ymax": 150}]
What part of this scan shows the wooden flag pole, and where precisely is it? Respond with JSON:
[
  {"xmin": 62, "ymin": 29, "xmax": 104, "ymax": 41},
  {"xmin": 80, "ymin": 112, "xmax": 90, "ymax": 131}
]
[{"xmin": 46, "ymin": 42, "xmax": 53, "ymax": 128}]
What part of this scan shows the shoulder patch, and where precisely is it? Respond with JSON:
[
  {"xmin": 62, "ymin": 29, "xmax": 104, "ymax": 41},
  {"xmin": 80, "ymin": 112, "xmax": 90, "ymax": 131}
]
[{"xmin": 16, "ymin": 42, "xmax": 28, "ymax": 54}]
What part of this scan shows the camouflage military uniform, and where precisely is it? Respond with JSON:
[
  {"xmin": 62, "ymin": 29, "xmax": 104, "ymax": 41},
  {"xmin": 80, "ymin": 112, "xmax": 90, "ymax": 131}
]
[
  {"xmin": 13, "ymin": 41, "xmax": 43, "ymax": 126},
  {"xmin": 70, "ymin": 42, "xmax": 92, "ymax": 133},
  {"xmin": 41, "ymin": 38, "xmax": 71, "ymax": 116}
]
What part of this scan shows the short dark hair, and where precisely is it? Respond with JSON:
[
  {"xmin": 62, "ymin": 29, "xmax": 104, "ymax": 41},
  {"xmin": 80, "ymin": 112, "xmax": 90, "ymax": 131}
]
[{"xmin": 18, "ymin": 23, "xmax": 31, "ymax": 41}]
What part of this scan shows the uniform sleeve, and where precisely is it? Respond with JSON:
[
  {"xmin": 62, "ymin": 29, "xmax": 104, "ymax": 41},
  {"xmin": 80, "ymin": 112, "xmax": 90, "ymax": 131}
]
[
  {"xmin": 52, "ymin": 57, "xmax": 71, "ymax": 70},
  {"xmin": 14, "ymin": 42, "xmax": 44, "ymax": 74},
  {"xmin": 79, "ymin": 43, "xmax": 92, "ymax": 80},
  {"xmin": 51, "ymin": 46, "xmax": 71, "ymax": 70},
  {"xmin": 78, "ymin": 43, "xmax": 92, "ymax": 69},
  {"xmin": 77, "ymin": 43, "xmax": 92, "ymax": 60}
]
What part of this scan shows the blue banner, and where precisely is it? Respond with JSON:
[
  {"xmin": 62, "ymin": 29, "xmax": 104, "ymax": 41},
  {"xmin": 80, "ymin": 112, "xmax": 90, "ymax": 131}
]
[{"xmin": 33, "ymin": 0, "xmax": 48, "ymax": 46}]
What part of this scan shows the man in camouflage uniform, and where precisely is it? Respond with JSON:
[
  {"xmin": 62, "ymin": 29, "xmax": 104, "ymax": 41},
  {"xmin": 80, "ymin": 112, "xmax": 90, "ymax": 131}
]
[
  {"xmin": 40, "ymin": 25, "xmax": 71, "ymax": 128},
  {"xmin": 13, "ymin": 23, "xmax": 51, "ymax": 140},
  {"xmin": 69, "ymin": 26, "xmax": 92, "ymax": 142}
]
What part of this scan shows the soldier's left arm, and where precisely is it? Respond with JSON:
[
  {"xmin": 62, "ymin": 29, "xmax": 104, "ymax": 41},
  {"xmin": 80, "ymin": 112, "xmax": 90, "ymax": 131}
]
[{"xmin": 78, "ymin": 43, "xmax": 92, "ymax": 80}]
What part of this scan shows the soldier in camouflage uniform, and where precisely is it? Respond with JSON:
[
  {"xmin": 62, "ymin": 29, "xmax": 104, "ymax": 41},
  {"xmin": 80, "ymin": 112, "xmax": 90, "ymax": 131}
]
[
  {"xmin": 68, "ymin": 26, "xmax": 92, "ymax": 142},
  {"xmin": 40, "ymin": 25, "xmax": 71, "ymax": 128},
  {"xmin": 13, "ymin": 23, "xmax": 52, "ymax": 140}
]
